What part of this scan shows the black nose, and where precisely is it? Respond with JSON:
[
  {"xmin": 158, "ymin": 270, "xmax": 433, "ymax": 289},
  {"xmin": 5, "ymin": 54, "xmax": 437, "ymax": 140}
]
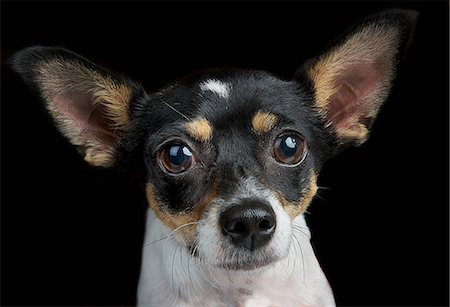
[{"xmin": 220, "ymin": 200, "xmax": 276, "ymax": 251}]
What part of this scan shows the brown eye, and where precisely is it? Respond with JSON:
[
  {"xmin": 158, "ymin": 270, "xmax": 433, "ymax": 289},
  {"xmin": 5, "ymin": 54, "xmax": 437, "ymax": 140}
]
[
  {"xmin": 158, "ymin": 144, "xmax": 194, "ymax": 174},
  {"xmin": 272, "ymin": 132, "xmax": 307, "ymax": 165}
]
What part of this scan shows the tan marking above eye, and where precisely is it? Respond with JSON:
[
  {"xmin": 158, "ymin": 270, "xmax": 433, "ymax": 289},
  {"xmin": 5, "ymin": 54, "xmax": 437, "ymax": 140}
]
[
  {"xmin": 252, "ymin": 111, "xmax": 278, "ymax": 134},
  {"xmin": 275, "ymin": 170, "xmax": 318, "ymax": 219},
  {"xmin": 184, "ymin": 117, "xmax": 213, "ymax": 142}
]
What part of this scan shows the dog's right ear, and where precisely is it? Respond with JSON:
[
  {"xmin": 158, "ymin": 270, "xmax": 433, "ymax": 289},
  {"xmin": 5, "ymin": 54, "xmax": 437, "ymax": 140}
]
[{"xmin": 10, "ymin": 47, "xmax": 145, "ymax": 167}]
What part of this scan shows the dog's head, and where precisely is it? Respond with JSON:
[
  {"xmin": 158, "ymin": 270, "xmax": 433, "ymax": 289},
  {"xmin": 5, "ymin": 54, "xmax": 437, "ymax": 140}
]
[{"xmin": 11, "ymin": 10, "xmax": 417, "ymax": 270}]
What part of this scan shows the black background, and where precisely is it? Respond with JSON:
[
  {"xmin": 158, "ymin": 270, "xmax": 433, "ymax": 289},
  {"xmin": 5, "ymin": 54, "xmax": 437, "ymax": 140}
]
[{"xmin": 1, "ymin": 1, "xmax": 449, "ymax": 306}]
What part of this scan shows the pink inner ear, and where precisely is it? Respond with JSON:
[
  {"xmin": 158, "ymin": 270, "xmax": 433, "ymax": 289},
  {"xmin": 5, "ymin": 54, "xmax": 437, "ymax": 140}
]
[
  {"xmin": 54, "ymin": 93, "xmax": 117, "ymax": 150},
  {"xmin": 327, "ymin": 61, "xmax": 385, "ymax": 132}
]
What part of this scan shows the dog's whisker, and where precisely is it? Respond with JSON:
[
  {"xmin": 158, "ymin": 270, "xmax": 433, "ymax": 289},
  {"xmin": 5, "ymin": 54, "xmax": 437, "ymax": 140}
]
[
  {"xmin": 199, "ymin": 258, "xmax": 223, "ymax": 291},
  {"xmin": 314, "ymin": 192, "xmax": 326, "ymax": 202},
  {"xmin": 170, "ymin": 240, "xmax": 180, "ymax": 300},
  {"xmin": 189, "ymin": 242, "xmax": 204, "ymax": 303},
  {"xmin": 198, "ymin": 264, "xmax": 214, "ymax": 290},
  {"xmin": 179, "ymin": 242, "xmax": 199, "ymax": 303},
  {"xmin": 184, "ymin": 240, "xmax": 200, "ymax": 302},
  {"xmin": 317, "ymin": 186, "xmax": 331, "ymax": 190},
  {"xmin": 159, "ymin": 98, "xmax": 191, "ymax": 121},
  {"xmin": 293, "ymin": 226, "xmax": 311, "ymax": 240},
  {"xmin": 194, "ymin": 240, "xmax": 222, "ymax": 291},
  {"xmin": 143, "ymin": 235, "xmax": 169, "ymax": 247},
  {"xmin": 160, "ymin": 221, "xmax": 199, "ymax": 302},
  {"xmin": 225, "ymin": 268, "xmax": 237, "ymax": 292},
  {"xmin": 224, "ymin": 248, "xmax": 246, "ymax": 292},
  {"xmin": 292, "ymin": 224, "xmax": 309, "ymax": 231},
  {"xmin": 145, "ymin": 221, "xmax": 199, "ymax": 249},
  {"xmin": 140, "ymin": 276, "xmax": 166, "ymax": 292},
  {"xmin": 303, "ymin": 208, "xmax": 312, "ymax": 215},
  {"xmin": 163, "ymin": 221, "xmax": 199, "ymax": 255},
  {"xmin": 293, "ymin": 233, "xmax": 307, "ymax": 282},
  {"xmin": 288, "ymin": 236, "xmax": 298, "ymax": 281}
]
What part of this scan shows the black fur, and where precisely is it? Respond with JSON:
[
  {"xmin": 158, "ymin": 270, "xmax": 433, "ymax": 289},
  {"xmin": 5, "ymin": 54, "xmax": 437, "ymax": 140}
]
[{"xmin": 125, "ymin": 69, "xmax": 333, "ymax": 213}]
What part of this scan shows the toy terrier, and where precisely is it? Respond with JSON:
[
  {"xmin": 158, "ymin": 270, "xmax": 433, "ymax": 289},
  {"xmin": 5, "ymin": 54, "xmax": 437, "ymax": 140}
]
[{"xmin": 11, "ymin": 9, "xmax": 417, "ymax": 307}]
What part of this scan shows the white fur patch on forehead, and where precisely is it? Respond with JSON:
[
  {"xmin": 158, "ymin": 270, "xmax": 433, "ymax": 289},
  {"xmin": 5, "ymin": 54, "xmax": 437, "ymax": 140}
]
[{"xmin": 199, "ymin": 79, "xmax": 230, "ymax": 99}]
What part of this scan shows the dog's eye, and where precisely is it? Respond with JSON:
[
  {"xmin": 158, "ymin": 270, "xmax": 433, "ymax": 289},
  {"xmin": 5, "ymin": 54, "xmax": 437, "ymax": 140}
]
[
  {"xmin": 272, "ymin": 132, "xmax": 307, "ymax": 165},
  {"xmin": 159, "ymin": 144, "xmax": 194, "ymax": 174}
]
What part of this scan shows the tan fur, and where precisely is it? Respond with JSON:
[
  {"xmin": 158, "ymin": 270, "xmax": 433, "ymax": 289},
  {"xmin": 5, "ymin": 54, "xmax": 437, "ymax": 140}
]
[
  {"xmin": 35, "ymin": 59, "xmax": 132, "ymax": 166},
  {"xmin": 275, "ymin": 171, "xmax": 318, "ymax": 219},
  {"xmin": 185, "ymin": 117, "xmax": 213, "ymax": 142},
  {"xmin": 338, "ymin": 124, "xmax": 369, "ymax": 145},
  {"xmin": 84, "ymin": 148, "xmax": 115, "ymax": 167},
  {"xmin": 93, "ymin": 81, "xmax": 132, "ymax": 130},
  {"xmin": 252, "ymin": 111, "xmax": 278, "ymax": 134},
  {"xmin": 146, "ymin": 183, "xmax": 217, "ymax": 244},
  {"xmin": 307, "ymin": 25, "xmax": 399, "ymax": 142}
]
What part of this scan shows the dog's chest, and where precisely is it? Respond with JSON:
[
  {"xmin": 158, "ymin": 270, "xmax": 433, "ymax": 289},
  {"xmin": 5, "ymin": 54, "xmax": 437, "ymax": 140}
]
[
  {"xmin": 225, "ymin": 277, "xmax": 304, "ymax": 307},
  {"xmin": 184, "ymin": 272, "xmax": 328, "ymax": 307}
]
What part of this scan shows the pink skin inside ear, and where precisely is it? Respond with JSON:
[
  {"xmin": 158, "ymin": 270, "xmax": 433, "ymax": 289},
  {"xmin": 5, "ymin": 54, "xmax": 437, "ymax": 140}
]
[
  {"xmin": 54, "ymin": 93, "xmax": 117, "ymax": 151},
  {"xmin": 327, "ymin": 61, "xmax": 386, "ymax": 132}
]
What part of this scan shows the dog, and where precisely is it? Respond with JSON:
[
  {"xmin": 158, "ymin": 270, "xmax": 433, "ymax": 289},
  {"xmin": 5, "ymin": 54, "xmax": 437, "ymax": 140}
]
[{"xmin": 10, "ymin": 9, "xmax": 417, "ymax": 307}]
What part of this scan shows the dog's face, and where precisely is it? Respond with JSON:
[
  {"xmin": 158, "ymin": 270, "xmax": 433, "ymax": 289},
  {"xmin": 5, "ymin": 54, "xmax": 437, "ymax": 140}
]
[
  {"xmin": 142, "ymin": 72, "xmax": 327, "ymax": 269},
  {"xmin": 11, "ymin": 10, "xmax": 417, "ymax": 271}
]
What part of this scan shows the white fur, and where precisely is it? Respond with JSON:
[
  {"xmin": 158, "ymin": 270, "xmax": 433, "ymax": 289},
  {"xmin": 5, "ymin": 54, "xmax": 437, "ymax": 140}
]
[
  {"xmin": 199, "ymin": 79, "xmax": 230, "ymax": 99},
  {"xmin": 138, "ymin": 177, "xmax": 335, "ymax": 306}
]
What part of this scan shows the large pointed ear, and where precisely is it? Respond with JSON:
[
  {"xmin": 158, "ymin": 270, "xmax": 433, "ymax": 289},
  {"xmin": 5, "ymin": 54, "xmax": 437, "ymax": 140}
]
[
  {"xmin": 296, "ymin": 9, "xmax": 418, "ymax": 146},
  {"xmin": 10, "ymin": 47, "xmax": 144, "ymax": 167}
]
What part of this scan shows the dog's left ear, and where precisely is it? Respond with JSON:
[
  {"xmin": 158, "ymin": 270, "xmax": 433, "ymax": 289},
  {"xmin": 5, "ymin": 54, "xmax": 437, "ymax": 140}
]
[{"xmin": 296, "ymin": 9, "xmax": 418, "ymax": 146}]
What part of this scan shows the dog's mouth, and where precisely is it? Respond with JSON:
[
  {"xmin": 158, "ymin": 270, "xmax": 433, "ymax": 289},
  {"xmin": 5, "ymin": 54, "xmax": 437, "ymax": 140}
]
[
  {"xmin": 200, "ymin": 243, "xmax": 287, "ymax": 271},
  {"xmin": 216, "ymin": 254, "xmax": 279, "ymax": 271},
  {"xmin": 188, "ymin": 242, "xmax": 283, "ymax": 271}
]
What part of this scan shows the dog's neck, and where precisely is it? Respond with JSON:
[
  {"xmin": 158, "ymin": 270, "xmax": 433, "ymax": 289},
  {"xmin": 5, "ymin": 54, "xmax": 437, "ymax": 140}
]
[{"xmin": 137, "ymin": 210, "xmax": 334, "ymax": 306}]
